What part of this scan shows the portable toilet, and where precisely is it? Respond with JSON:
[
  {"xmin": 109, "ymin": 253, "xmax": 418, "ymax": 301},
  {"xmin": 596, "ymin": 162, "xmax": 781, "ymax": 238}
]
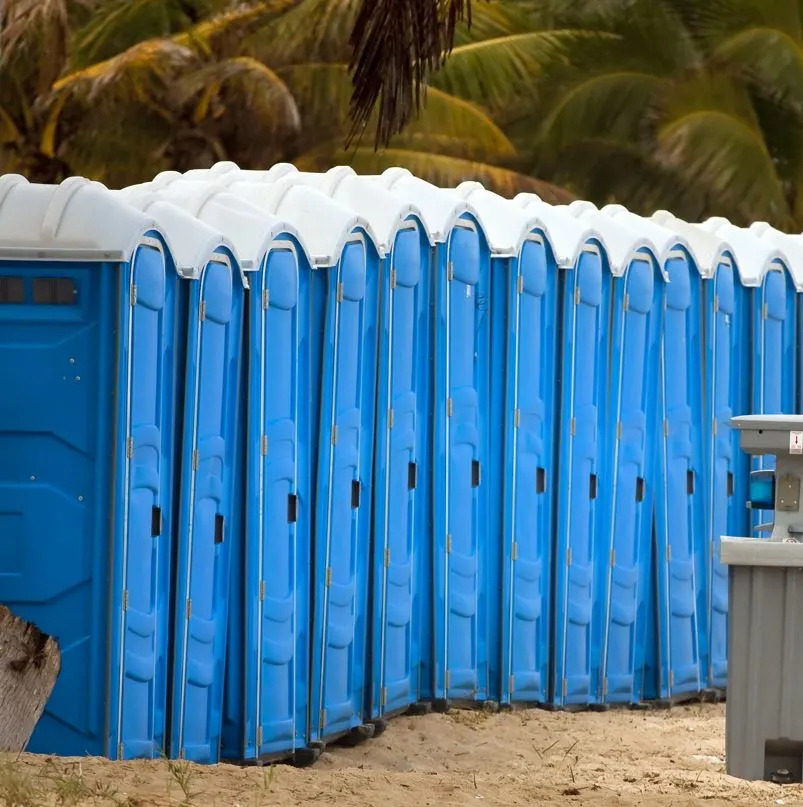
[
  {"xmin": 697, "ymin": 218, "xmax": 796, "ymax": 537},
  {"xmin": 451, "ymin": 183, "xmax": 558, "ymax": 708},
  {"xmin": 512, "ymin": 195, "xmax": 607, "ymax": 708},
  {"xmin": 205, "ymin": 163, "xmax": 436, "ymax": 721},
  {"xmin": 182, "ymin": 175, "xmax": 383, "ymax": 747},
  {"xmin": 0, "ymin": 176, "xmax": 178, "ymax": 759},
  {"xmin": 653, "ymin": 210, "xmax": 751, "ymax": 694},
  {"xmin": 371, "ymin": 168, "xmax": 496, "ymax": 707},
  {"xmin": 135, "ymin": 180, "xmax": 318, "ymax": 764},
  {"xmin": 117, "ymin": 189, "xmax": 246, "ymax": 763}
]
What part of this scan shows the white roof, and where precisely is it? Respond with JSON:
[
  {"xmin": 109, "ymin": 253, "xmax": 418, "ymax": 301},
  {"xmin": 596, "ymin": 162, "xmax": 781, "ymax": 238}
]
[
  {"xmin": 599, "ymin": 204, "xmax": 695, "ymax": 268},
  {"xmin": 270, "ymin": 166, "xmax": 432, "ymax": 255},
  {"xmin": 748, "ymin": 222, "xmax": 803, "ymax": 291},
  {"xmin": 511, "ymin": 193, "xmax": 597, "ymax": 269},
  {"xmin": 454, "ymin": 181, "xmax": 544, "ymax": 257},
  {"xmin": 114, "ymin": 187, "xmax": 237, "ymax": 280},
  {"xmin": 651, "ymin": 210, "xmax": 734, "ymax": 278},
  {"xmin": 697, "ymin": 217, "xmax": 788, "ymax": 287},
  {"xmin": 180, "ymin": 161, "xmax": 292, "ymax": 183},
  {"xmin": 562, "ymin": 200, "xmax": 665, "ymax": 278},
  {"xmin": 127, "ymin": 181, "xmax": 311, "ymax": 271},
  {"xmin": 0, "ymin": 175, "xmax": 157, "ymax": 262},
  {"xmin": 370, "ymin": 167, "xmax": 477, "ymax": 243}
]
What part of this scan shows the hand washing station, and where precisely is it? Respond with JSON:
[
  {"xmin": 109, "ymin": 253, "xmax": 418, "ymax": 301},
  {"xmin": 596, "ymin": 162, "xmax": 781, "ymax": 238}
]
[{"xmin": 722, "ymin": 414, "xmax": 803, "ymax": 783}]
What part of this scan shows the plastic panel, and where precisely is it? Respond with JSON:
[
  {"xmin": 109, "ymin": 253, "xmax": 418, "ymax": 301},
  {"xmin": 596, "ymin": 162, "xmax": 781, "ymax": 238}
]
[
  {"xmin": 501, "ymin": 237, "xmax": 556, "ymax": 705},
  {"xmin": 554, "ymin": 247, "xmax": 608, "ymax": 707}
]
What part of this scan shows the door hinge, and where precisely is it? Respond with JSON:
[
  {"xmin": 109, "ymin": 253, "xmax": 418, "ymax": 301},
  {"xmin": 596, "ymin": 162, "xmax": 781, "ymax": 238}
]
[
  {"xmin": 192, "ymin": 449, "xmax": 199, "ymax": 471},
  {"xmin": 446, "ymin": 534, "xmax": 452, "ymax": 554},
  {"xmin": 713, "ymin": 295, "xmax": 719, "ymax": 313},
  {"xmin": 623, "ymin": 293, "xmax": 630, "ymax": 312},
  {"xmin": 122, "ymin": 590, "xmax": 129, "ymax": 612},
  {"xmin": 574, "ymin": 284, "xmax": 581, "ymax": 305},
  {"xmin": 117, "ymin": 742, "xmax": 124, "ymax": 759},
  {"xmin": 390, "ymin": 269, "xmax": 397, "ymax": 289},
  {"xmin": 566, "ymin": 548, "xmax": 572, "ymax": 566},
  {"xmin": 331, "ymin": 425, "xmax": 338, "ymax": 445},
  {"xmin": 388, "ymin": 409, "xmax": 394, "ymax": 429},
  {"xmin": 444, "ymin": 671, "xmax": 451, "ymax": 689},
  {"xmin": 259, "ymin": 580, "xmax": 266, "ymax": 601},
  {"xmin": 336, "ymin": 282, "xmax": 344, "ymax": 303},
  {"xmin": 199, "ymin": 301, "xmax": 206, "ymax": 321},
  {"xmin": 126, "ymin": 437, "xmax": 134, "ymax": 459},
  {"xmin": 602, "ymin": 677, "xmax": 609, "ymax": 697},
  {"xmin": 514, "ymin": 408, "xmax": 521, "ymax": 428},
  {"xmin": 663, "ymin": 419, "xmax": 669, "ymax": 437},
  {"xmin": 668, "ymin": 671, "xmax": 674, "ymax": 689},
  {"xmin": 517, "ymin": 275, "xmax": 524, "ymax": 294},
  {"xmin": 380, "ymin": 687, "xmax": 387, "ymax": 707},
  {"xmin": 319, "ymin": 709, "xmax": 326, "ymax": 728},
  {"xmin": 384, "ymin": 547, "xmax": 391, "ymax": 568},
  {"xmin": 570, "ymin": 417, "xmax": 576, "ymax": 437},
  {"xmin": 447, "ymin": 261, "xmax": 454, "ymax": 281},
  {"xmin": 666, "ymin": 545, "xmax": 672, "ymax": 562},
  {"xmin": 508, "ymin": 674, "xmax": 515, "ymax": 693},
  {"xmin": 325, "ymin": 567, "xmax": 332, "ymax": 587},
  {"xmin": 129, "ymin": 285, "xmax": 137, "ymax": 306},
  {"xmin": 262, "ymin": 289, "xmax": 270, "ymax": 310},
  {"xmin": 512, "ymin": 542, "xmax": 518, "ymax": 561},
  {"xmin": 610, "ymin": 549, "xmax": 615, "ymax": 568},
  {"xmin": 708, "ymin": 665, "xmax": 713, "ymax": 681},
  {"xmin": 712, "ymin": 419, "xmax": 718, "ymax": 436},
  {"xmin": 256, "ymin": 726, "xmax": 263, "ymax": 745},
  {"xmin": 562, "ymin": 678, "xmax": 568, "ymax": 698},
  {"xmin": 261, "ymin": 434, "xmax": 268, "ymax": 456},
  {"xmin": 762, "ymin": 302, "xmax": 768, "ymax": 320},
  {"xmin": 616, "ymin": 421, "xmax": 622, "ymax": 440},
  {"xmin": 447, "ymin": 398, "xmax": 453, "ymax": 417},
  {"xmin": 185, "ymin": 598, "xmax": 192, "ymax": 619}
]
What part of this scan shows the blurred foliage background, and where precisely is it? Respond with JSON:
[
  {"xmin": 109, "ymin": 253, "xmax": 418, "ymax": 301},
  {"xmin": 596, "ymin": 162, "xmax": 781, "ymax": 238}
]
[{"xmin": 2, "ymin": 0, "xmax": 803, "ymax": 226}]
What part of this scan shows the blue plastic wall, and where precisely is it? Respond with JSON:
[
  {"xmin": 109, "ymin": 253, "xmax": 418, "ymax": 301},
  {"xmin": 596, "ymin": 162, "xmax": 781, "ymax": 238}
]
[
  {"xmin": 0, "ymin": 237, "xmax": 178, "ymax": 759},
  {"xmin": 169, "ymin": 247, "xmax": 245, "ymax": 763},
  {"xmin": 701, "ymin": 255, "xmax": 750, "ymax": 692},
  {"xmin": 596, "ymin": 249, "xmax": 663, "ymax": 706},
  {"xmin": 552, "ymin": 243, "xmax": 610, "ymax": 708},
  {"xmin": 500, "ymin": 234, "xmax": 558, "ymax": 706},
  {"xmin": 309, "ymin": 230, "xmax": 380, "ymax": 743},
  {"xmin": 654, "ymin": 252, "xmax": 706, "ymax": 703},
  {"xmin": 750, "ymin": 263, "xmax": 797, "ymax": 536},
  {"xmin": 432, "ymin": 214, "xmax": 495, "ymax": 704},
  {"xmin": 370, "ymin": 217, "xmax": 432, "ymax": 720}
]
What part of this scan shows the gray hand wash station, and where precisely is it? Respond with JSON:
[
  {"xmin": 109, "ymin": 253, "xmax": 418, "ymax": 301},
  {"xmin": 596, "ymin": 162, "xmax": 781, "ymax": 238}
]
[{"xmin": 722, "ymin": 414, "xmax": 803, "ymax": 783}]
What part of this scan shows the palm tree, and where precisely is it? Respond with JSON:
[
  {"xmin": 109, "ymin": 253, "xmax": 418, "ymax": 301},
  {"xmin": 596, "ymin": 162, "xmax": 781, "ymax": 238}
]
[{"xmin": 526, "ymin": 0, "xmax": 803, "ymax": 228}]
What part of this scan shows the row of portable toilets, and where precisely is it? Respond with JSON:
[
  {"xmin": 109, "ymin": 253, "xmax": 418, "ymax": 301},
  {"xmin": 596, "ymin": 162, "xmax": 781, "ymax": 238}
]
[{"xmin": 0, "ymin": 164, "xmax": 800, "ymax": 764}]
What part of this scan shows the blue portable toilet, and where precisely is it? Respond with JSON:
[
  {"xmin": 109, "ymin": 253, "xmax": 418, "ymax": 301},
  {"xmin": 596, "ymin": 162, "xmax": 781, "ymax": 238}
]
[
  {"xmin": 0, "ymin": 175, "xmax": 178, "ymax": 759},
  {"xmin": 374, "ymin": 169, "xmax": 497, "ymax": 706},
  {"xmin": 699, "ymin": 218, "xmax": 797, "ymax": 538},
  {"xmin": 652, "ymin": 210, "xmax": 751, "ymax": 694},
  {"xmin": 202, "ymin": 174, "xmax": 382, "ymax": 746},
  {"xmin": 140, "ymin": 177, "xmax": 319, "ymax": 764},
  {"xmin": 263, "ymin": 165, "xmax": 436, "ymax": 721},
  {"xmin": 455, "ymin": 183, "xmax": 560, "ymax": 708},
  {"xmin": 117, "ymin": 189, "xmax": 246, "ymax": 762}
]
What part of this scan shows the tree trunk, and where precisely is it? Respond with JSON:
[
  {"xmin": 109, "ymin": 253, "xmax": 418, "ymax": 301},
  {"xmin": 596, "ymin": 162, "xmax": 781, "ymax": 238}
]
[{"xmin": 0, "ymin": 604, "xmax": 60, "ymax": 753}]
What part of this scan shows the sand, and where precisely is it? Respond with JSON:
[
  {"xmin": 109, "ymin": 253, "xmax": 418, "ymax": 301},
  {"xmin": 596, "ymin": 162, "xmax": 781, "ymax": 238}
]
[{"xmin": 6, "ymin": 703, "xmax": 803, "ymax": 806}]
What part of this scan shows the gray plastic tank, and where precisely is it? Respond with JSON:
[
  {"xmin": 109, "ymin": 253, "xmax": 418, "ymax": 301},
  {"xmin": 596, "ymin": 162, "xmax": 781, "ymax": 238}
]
[{"xmin": 721, "ymin": 415, "xmax": 803, "ymax": 783}]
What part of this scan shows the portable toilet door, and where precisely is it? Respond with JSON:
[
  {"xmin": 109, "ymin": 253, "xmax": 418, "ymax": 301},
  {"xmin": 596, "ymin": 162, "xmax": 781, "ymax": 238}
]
[
  {"xmin": 459, "ymin": 184, "xmax": 562, "ymax": 708},
  {"xmin": 139, "ymin": 181, "xmax": 317, "ymax": 764},
  {"xmin": 238, "ymin": 164, "xmax": 436, "ymax": 721},
  {"xmin": 0, "ymin": 176, "xmax": 178, "ymax": 759},
  {"xmin": 118, "ymin": 193, "xmax": 247, "ymax": 763}
]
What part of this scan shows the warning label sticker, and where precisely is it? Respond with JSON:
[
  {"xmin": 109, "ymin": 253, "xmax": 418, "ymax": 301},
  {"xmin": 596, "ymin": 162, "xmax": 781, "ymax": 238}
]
[{"xmin": 791, "ymin": 431, "xmax": 803, "ymax": 454}]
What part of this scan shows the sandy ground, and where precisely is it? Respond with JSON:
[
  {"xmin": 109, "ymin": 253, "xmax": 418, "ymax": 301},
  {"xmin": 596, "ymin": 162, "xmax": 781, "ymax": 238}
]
[{"xmin": 6, "ymin": 703, "xmax": 803, "ymax": 806}]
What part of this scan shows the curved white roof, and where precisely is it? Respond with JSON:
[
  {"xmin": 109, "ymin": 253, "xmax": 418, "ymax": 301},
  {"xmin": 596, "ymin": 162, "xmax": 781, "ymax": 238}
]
[
  {"xmin": 454, "ymin": 181, "xmax": 545, "ymax": 257},
  {"xmin": 748, "ymin": 222, "xmax": 803, "ymax": 291},
  {"xmin": 697, "ymin": 217, "xmax": 789, "ymax": 287},
  {"xmin": 0, "ymin": 175, "xmax": 157, "ymax": 262},
  {"xmin": 599, "ymin": 204, "xmax": 696, "ymax": 269},
  {"xmin": 127, "ymin": 180, "xmax": 311, "ymax": 271},
  {"xmin": 512, "ymin": 193, "xmax": 598, "ymax": 269},
  {"xmin": 205, "ymin": 177, "xmax": 378, "ymax": 267},
  {"xmin": 651, "ymin": 210, "xmax": 734, "ymax": 278},
  {"xmin": 562, "ymin": 201, "xmax": 664, "ymax": 278},
  {"xmin": 271, "ymin": 166, "xmax": 432, "ymax": 255},
  {"xmin": 114, "ymin": 187, "xmax": 237, "ymax": 280},
  {"xmin": 370, "ymin": 167, "xmax": 478, "ymax": 243}
]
